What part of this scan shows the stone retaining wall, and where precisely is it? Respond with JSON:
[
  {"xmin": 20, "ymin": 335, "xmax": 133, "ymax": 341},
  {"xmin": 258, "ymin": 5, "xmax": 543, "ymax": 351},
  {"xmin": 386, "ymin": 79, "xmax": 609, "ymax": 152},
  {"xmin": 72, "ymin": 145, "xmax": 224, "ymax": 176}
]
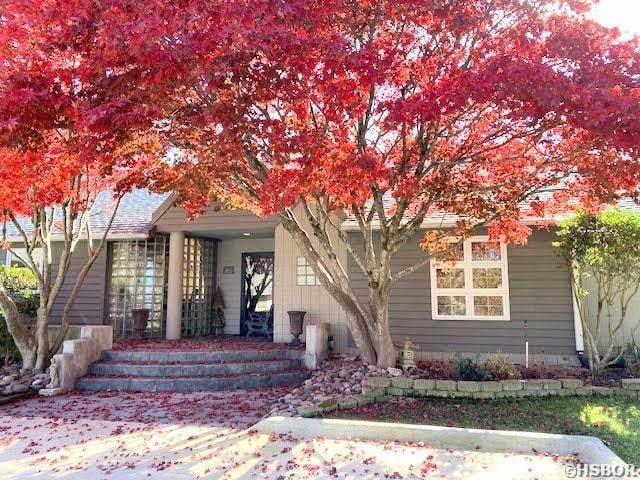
[
  {"xmin": 362, "ymin": 377, "xmax": 640, "ymax": 400},
  {"xmin": 297, "ymin": 377, "xmax": 640, "ymax": 418}
]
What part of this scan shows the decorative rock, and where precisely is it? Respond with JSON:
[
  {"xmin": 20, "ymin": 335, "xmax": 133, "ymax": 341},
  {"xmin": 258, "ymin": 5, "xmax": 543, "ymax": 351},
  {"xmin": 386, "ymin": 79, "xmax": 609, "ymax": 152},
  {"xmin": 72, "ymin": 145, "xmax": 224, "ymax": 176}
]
[
  {"xmin": 413, "ymin": 379, "xmax": 435, "ymax": 390},
  {"xmin": 621, "ymin": 379, "xmax": 640, "ymax": 390},
  {"xmin": 356, "ymin": 395, "xmax": 374, "ymax": 406},
  {"xmin": 542, "ymin": 380, "xmax": 562, "ymax": 390},
  {"xmin": 591, "ymin": 386, "xmax": 615, "ymax": 396},
  {"xmin": 337, "ymin": 397, "xmax": 359, "ymax": 409},
  {"xmin": 559, "ymin": 378, "xmax": 583, "ymax": 389},
  {"xmin": 494, "ymin": 390, "xmax": 518, "ymax": 399},
  {"xmin": 390, "ymin": 377, "xmax": 413, "ymax": 389},
  {"xmin": 472, "ymin": 392, "xmax": 494, "ymax": 400},
  {"xmin": 500, "ymin": 380, "xmax": 523, "ymax": 391},
  {"xmin": 0, "ymin": 375, "xmax": 15, "ymax": 387},
  {"xmin": 387, "ymin": 367, "xmax": 403, "ymax": 377},
  {"xmin": 480, "ymin": 381, "xmax": 502, "ymax": 393},
  {"xmin": 523, "ymin": 380, "xmax": 545, "ymax": 390},
  {"xmin": 11, "ymin": 383, "xmax": 29, "ymax": 394},
  {"xmin": 366, "ymin": 377, "xmax": 391, "ymax": 388},
  {"xmin": 362, "ymin": 386, "xmax": 386, "ymax": 397},
  {"xmin": 435, "ymin": 380, "xmax": 457, "ymax": 391},
  {"xmin": 0, "ymin": 387, "xmax": 12, "ymax": 395},
  {"xmin": 457, "ymin": 381, "xmax": 481, "ymax": 393},
  {"xmin": 298, "ymin": 405, "xmax": 323, "ymax": 417}
]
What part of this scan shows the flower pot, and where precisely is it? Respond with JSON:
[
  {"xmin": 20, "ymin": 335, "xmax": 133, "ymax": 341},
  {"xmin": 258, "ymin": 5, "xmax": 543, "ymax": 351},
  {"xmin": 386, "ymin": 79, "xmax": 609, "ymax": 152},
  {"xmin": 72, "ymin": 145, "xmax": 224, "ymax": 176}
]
[
  {"xmin": 287, "ymin": 310, "xmax": 306, "ymax": 346},
  {"xmin": 131, "ymin": 308, "xmax": 150, "ymax": 338}
]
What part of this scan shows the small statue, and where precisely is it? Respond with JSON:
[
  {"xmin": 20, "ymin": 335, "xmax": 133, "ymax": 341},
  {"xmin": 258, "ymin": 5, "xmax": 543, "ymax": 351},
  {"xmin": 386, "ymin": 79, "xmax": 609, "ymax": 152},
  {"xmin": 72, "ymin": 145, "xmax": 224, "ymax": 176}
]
[
  {"xmin": 212, "ymin": 287, "xmax": 226, "ymax": 336},
  {"xmin": 396, "ymin": 336, "xmax": 418, "ymax": 371},
  {"xmin": 46, "ymin": 356, "xmax": 60, "ymax": 389}
]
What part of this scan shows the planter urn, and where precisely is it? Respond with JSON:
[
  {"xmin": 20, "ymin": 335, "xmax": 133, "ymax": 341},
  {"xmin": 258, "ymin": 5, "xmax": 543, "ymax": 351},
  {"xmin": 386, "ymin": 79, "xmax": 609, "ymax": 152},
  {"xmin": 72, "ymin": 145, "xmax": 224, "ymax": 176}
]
[
  {"xmin": 287, "ymin": 310, "xmax": 306, "ymax": 346},
  {"xmin": 131, "ymin": 308, "xmax": 150, "ymax": 338}
]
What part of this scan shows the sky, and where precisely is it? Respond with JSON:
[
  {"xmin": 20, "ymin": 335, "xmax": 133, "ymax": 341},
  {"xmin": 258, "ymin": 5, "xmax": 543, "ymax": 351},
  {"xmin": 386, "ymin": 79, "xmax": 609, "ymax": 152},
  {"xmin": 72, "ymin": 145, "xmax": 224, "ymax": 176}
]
[{"xmin": 589, "ymin": 0, "xmax": 640, "ymax": 35}]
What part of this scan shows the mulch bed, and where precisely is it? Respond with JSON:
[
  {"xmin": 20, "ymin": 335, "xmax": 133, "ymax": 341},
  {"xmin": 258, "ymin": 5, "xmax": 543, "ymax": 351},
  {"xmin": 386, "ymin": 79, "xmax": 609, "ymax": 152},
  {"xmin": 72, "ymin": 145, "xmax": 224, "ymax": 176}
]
[{"xmin": 414, "ymin": 360, "xmax": 633, "ymax": 384}]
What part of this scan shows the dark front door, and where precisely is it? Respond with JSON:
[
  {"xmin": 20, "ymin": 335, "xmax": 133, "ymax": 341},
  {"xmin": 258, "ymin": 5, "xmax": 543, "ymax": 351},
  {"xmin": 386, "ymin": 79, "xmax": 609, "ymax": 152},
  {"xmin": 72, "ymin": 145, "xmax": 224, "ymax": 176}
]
[{"xmin": 240, "ymin": 252, "xmax": 274, "ymax": 337}]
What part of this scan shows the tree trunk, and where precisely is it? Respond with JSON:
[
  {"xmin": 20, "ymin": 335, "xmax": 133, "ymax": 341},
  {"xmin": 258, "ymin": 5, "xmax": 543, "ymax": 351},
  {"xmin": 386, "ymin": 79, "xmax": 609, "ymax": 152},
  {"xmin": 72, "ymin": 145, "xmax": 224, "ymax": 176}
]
[
  {"xmin": 34, "ymin": 307, "xmax": 50, "ymax": 371},
  {"xmin": 372, "ymin": 309, "xmax": 396, "ymax": 368},
  {"xmin": 342, "ymin": 308, "xmax": 377, "ymax": 365},
  {"xmin": 0, "ymin": 285, "xmax": 37, "ymax": 368}
]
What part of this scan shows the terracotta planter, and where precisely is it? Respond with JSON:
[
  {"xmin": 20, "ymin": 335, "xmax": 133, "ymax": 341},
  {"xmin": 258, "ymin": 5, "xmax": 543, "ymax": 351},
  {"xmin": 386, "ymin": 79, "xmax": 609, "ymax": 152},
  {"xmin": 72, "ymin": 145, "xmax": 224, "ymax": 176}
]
[
  {"xmin": 287, "ymin": 310, "xmax": 306, "ymax": 346},
  {"xmin": 131, "ymin": 308, "xmax": 150, "ymax": 338}
]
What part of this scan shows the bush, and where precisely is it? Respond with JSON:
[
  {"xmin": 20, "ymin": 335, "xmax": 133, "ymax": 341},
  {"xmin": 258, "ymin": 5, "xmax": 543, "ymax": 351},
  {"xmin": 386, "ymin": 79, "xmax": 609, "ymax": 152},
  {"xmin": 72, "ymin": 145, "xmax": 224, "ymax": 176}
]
[
  {"xmin": 484, "ymin": 353, "xmax": 521, "ymax": 380},
  {"xmin": 555, "ymin": 208, "xmax": 640, "ymax": 378},
  {"xmin": 454, "ymin": 355, "xmax": 486, "ymax": 381},
  {"xmin": 0, "ymin": 266, "xmax": 39, "ymax": 362}
]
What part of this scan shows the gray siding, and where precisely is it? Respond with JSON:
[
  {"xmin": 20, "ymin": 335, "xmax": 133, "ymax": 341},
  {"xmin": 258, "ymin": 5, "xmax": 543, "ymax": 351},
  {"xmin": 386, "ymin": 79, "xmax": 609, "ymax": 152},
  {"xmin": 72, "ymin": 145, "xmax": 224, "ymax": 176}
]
[
  {"xmin": 4, "ymin": 241, "xmax": 108, "ymax": 326},
  {"xmin": 49, "ymin": 241, "xmax": 108, "ymax": 325},
  {"xmin": 348, "ymin": 229, "xmax": 576, "ymax": 355},
  {"xmin": 0, "ymin": 249, "xmax": 6, "ymax": 265},
  {"xmin": 154, "ymin": 203, "xmax": 279, "ymax": 234}
]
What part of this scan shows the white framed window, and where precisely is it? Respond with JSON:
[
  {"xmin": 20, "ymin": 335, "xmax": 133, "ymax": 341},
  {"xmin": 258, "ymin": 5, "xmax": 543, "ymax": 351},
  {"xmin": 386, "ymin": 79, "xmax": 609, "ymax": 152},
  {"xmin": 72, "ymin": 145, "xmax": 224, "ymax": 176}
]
[
  {"xmin": 430, "ymin": 236, "xmax": 510, "ymax": 321},
  {"xmin": 296, "ymin": 256, "xmax": 320, "ymax": 286}
]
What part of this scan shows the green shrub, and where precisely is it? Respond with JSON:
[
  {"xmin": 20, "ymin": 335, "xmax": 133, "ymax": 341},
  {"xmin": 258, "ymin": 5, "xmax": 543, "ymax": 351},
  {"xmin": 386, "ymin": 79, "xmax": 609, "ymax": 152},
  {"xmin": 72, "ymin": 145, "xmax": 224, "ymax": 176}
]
[
  {"xmin": 484, "ymin": 353, "xmax": 521, "ymax": 380},
  {"xmin": 454, "ymin": 355, "xmax": 486, "ymax": 381},
  {"xmin": 0, "ymin": 266, "xmax": 39, "ymax": 361}
]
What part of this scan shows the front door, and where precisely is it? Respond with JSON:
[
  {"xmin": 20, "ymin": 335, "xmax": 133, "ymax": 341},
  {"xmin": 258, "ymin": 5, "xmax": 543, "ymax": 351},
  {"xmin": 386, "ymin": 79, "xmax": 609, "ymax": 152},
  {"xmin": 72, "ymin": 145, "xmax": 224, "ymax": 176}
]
[{"xmin": 240, "ymin": 252, "xmax": 274, "ymax": 337}]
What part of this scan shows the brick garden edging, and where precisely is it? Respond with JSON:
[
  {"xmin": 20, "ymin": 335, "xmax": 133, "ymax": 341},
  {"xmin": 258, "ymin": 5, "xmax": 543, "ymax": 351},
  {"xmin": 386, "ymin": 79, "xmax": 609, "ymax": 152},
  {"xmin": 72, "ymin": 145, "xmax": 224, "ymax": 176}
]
[{"xmin": 296, "ymin": 377, "xmax": 640, "ymax": 418}]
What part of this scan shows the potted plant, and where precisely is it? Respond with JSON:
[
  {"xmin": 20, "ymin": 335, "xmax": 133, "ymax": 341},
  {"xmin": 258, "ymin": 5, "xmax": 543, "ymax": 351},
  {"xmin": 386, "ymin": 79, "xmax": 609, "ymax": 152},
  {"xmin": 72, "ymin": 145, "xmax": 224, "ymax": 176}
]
[
  {"xmin": 131, "ymin": 308, "xmax": 150, "ymax": 338},
  {"xmin": 287, "ymin": 310, "xmax": 306, "ymax": 345}
]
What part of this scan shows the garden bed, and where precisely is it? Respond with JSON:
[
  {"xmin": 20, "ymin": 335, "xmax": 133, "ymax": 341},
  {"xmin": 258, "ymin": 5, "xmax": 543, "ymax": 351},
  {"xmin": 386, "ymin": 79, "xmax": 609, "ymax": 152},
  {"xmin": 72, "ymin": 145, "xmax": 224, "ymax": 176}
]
[{"xmin": 269, "ymin": 354, "xmax": 639, "ymax": 418}]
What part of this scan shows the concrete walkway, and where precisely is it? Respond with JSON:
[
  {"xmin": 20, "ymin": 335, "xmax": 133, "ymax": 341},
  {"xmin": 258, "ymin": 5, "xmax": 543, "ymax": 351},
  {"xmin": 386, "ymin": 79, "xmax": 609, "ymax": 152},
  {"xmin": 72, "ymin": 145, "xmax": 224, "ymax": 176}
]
[{"xmin": 0, "ymin": 391, "xmax": 584, "ymax": 479}]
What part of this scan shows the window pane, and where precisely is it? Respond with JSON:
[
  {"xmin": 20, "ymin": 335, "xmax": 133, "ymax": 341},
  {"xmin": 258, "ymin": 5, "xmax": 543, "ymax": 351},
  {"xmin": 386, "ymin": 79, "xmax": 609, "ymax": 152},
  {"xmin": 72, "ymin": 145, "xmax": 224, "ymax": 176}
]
[
  {"xmin": 297, "ymin": 266, "xmax": 306, "ymax": 275},
  {"xmin": 436, "ymin": 296, "xmax": 466, "ymax": 316},
  {"xmin": 472, "ymin": 268, "xmax": 503, "ymax": 288},
  {"xmin": 296, "ymin": 275, "xmax": 306, "ymax": 286},
  {"xmin": 297, "ymin": 256, "xmax": 306, "ymax": 266},
  {"xmin": 435, "ymin": 268, "xmax": 465, "ymax": 289},
  {"xmin": 306, "ymin": 275, "xmax": 317, "ymax": 285},
  {"xmin": 473, "ymin": 296, "xmax": 504, "ymax": 316},
  {"xmin": 471, "ymin": 241, "xmax": 501, "ymax": 261}
]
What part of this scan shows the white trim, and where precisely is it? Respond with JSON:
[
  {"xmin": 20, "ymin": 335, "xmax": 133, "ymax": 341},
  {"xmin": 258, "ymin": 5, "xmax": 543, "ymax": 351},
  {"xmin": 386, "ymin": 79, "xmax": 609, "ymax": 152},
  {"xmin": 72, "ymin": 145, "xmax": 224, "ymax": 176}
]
[{"xmin": 430, "ymin": 236, "xmax": 510, "ymax": 321}]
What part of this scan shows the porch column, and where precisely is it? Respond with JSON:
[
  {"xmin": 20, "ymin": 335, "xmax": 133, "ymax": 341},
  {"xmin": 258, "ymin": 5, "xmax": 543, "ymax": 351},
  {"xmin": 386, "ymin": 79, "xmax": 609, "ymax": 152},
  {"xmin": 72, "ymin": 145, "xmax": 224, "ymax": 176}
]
[{"xmin": 166, "ymin": 231, "xmax": 185, "ymax": 340}]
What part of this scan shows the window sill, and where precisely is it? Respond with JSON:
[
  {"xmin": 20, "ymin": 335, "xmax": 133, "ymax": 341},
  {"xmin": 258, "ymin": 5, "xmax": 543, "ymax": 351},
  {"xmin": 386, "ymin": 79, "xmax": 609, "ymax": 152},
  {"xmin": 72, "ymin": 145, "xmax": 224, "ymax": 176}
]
[{"xmin": 432, "ymin": 316, "xmax": 511, "ymax": 321}]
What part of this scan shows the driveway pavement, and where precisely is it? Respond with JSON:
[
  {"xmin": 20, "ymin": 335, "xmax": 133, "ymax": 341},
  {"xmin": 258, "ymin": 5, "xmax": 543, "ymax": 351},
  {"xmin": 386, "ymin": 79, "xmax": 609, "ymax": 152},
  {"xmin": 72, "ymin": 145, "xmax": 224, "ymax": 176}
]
[{"xmin": 0, "ymin": 390, "xmax": 577, "ymax": 479}]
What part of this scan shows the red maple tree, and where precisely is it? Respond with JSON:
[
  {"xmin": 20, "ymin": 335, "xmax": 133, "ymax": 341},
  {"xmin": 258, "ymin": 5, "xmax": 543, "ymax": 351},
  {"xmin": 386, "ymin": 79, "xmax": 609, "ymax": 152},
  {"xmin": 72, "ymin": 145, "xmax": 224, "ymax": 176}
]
[
  {"xmin": 4, "ymin": 0, "xmax": 639, "ymax": 368},
  {"xmin": 0, "ymin": 0, "xmax": 166, "ymax": 369},
  {"xmin": 149, "ymin": 0, "xmax": 639, "ymax": 366}
]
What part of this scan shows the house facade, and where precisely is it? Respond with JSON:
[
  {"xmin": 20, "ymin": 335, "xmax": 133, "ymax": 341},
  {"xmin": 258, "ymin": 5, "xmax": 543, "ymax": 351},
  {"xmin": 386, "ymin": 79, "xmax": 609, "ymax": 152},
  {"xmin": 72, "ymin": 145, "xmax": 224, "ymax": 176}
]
[{"xmin": 2, "ymin": 189, "xmax": 595, "ymax": 365}]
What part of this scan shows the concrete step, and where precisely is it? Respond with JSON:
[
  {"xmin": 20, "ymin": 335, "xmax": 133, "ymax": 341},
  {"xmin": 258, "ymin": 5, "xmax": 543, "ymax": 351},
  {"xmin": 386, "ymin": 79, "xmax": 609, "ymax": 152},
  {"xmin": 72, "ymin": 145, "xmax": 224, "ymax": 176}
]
[
  {"xmin": 89, "ymin": 359, "xmax": 303, "ymax": 377},
  {"xmin": 101, "ymin": 349, "xmax": 299, "ymax": 364},
  {"xmin": 76, "ymin": 370, "xmax": 311, "ymax": 393}
]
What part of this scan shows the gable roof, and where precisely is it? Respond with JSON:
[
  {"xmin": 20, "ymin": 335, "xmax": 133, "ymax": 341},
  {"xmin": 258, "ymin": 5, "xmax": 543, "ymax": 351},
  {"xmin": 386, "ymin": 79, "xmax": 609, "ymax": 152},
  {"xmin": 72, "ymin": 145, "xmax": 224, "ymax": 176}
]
[
  {"xmin": 3, "ymin": 189, "xmax": 169, "ymax": 242},
  {"xmin": 340, "ymin": 192, "xmax": 640, "ymax": 231}
]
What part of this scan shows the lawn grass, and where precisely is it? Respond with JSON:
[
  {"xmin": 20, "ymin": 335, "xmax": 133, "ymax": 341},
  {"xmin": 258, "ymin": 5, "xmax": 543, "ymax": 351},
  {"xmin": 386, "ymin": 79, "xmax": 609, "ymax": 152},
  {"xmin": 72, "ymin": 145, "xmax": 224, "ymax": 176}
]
[{"xmin": 328, "ymin": 396, "xmax": 640, "ymax": 465}]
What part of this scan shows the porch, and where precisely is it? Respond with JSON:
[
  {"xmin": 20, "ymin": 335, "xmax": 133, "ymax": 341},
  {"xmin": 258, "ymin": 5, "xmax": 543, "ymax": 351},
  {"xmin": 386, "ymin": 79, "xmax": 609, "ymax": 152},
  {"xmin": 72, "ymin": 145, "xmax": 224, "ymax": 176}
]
[{"xmin": 105, "ymin": 201, "xmax": 281, "ymax": 341}]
